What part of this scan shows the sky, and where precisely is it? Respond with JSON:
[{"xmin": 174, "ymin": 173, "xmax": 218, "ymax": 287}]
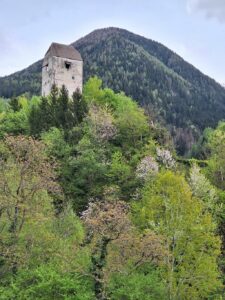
[{"xmin": 0, "ymin": 0, "xmax": 225, "ymax": 84}]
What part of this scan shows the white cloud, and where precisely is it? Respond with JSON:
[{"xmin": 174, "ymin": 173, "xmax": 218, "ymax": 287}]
[{"xmin": 187, "ymin": 0, "xmax": 225, "ymax": 22}]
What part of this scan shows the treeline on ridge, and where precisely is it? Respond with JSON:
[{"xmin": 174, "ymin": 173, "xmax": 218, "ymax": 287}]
[{"xmin": 1, "ymin": 28, "xmax": 225, "ymax": 154}]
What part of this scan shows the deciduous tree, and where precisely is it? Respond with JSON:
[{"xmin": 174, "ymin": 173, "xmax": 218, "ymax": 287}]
[{"xmin": 133, "ymin": 171, "xmax": 222, "ymax": 299}]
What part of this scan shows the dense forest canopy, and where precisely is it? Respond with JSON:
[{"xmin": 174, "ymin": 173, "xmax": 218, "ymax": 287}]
[
  {"xmin": 0, "ymin": 77, "xmax": 225, "ymax": 299},
  {"xmin": 1, "ymin": 28, "xmax": 225, "ymax": 154}
]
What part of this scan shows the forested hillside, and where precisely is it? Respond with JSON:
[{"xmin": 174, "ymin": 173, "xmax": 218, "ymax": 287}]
[
  {"xmin": 1, "ymin": 27, "xmax": 225, "ymax": 153},
  {"xmin": 0, "ymin": 79, "xmax": 225, "ymax": 299}
]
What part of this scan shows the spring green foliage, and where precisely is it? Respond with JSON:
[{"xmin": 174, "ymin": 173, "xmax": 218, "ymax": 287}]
[
  {"xmin": 192, "ymin": 121, "xmax": 225, "ymax": 280},
  {"xmin": 0, "ymin": 78, "xmax": 224, "ymax": 299},
  {"xmin": 1, "ymin": 28, "xmax": 225, "ymax": 154},
  {"xmin": 133, "ymin": 172, "xmax": 221, "ymax": 299},
  {"xmin": 206, "ymin": 123, "xmax": 225, "ymax": 191},
  {"xmin": 189, "ymin": 163, "xmax": 219, "ymax": 215},
  {"xmin": 0, "ymin": 265, "xmax": 95, "ymax": 300},
  {"xmin": 108, "ymin": 271, "xmax": 166, "ymax": 300}
]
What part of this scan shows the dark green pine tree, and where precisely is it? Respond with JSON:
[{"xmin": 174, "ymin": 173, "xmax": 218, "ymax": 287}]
[
  {"xmin": 9, "ymin": 97, "xmax": 22, "ymax": 112},
  {"xmin": 49, "ymin": 84, "xmax": 59, "ymax": 127},
  {"xmin": 29, "ymin": 97, "xmax": 52, "ymax": 136},
  {"xmin": 29, "ymin": 105, "xmax": 41, "ymax": 136},
  {"xmin": 39, "ymin": 97, "xmax": 53, "ymax": 132},
  {"xmin": 57, "ymin": 85, "xmax": 70, "ymax": 130},
  {"xmin": 29, "ymin": 85, "xmax": 87, "ymax": 138},
  {"xmin": 71, "ymin": 88, "xmax": 88, "ymax": 125}
]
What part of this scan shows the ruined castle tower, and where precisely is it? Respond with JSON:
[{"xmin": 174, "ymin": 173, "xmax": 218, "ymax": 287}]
[{"xmin": 42, "ymin": 42, "xmax": 83, "ymax": 97}]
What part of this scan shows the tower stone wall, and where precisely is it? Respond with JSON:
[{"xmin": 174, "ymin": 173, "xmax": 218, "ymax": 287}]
[{"xmin": 42, "ymin": 43, "xmax": 83, "ymax": 97}]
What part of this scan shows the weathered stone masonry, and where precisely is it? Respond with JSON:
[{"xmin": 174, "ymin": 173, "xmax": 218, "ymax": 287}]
[{"xmin": 42, "ymin": 42, "xmax": 83, "ymax": 97}]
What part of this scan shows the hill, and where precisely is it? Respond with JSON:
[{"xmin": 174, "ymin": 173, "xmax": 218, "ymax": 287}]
[{"xmin": 1, "ymin": 27, "xmax": 225, "ymax": 153}]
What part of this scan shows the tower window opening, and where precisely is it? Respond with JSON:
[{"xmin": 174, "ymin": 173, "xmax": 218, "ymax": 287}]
[
  {"xmin": 43, "ymin": 63, "xmax": 49, "ymax": 71},
  {"xmin": 65, "ymin": 61, "xmax": 71, "ymax": 70}
]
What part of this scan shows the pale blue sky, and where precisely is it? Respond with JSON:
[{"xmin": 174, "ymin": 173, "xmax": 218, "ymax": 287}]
[{"xmin": 0, "ymin": 0, "xmax": 225, "ymax": 83}]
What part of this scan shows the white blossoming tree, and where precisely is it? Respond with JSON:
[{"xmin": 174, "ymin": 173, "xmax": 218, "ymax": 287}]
[
  {"xmin": 189, "ymin": 163, "xmax": 218, "ymax": 215},
  {"xmin": 136, "ymin": 155, "xmax": 159, "ymax": 180},
  {"xmin": 86, "ymin": 105, "xmax": 117, "ymax": 142},
  {"xmin": 156, "ymin": 147, "xmax": 176, "ymax": 169}
]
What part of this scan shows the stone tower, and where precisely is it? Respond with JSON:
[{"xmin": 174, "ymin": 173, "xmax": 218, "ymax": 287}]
[{"xmin": 42, "ymin": 42, "xmax": 83, "ymax": 97}]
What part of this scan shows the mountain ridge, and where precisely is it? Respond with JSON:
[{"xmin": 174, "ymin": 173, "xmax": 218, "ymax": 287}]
[{"xmin": 1, "ymin": 27, "xmax": 225, "ymax": 153}]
